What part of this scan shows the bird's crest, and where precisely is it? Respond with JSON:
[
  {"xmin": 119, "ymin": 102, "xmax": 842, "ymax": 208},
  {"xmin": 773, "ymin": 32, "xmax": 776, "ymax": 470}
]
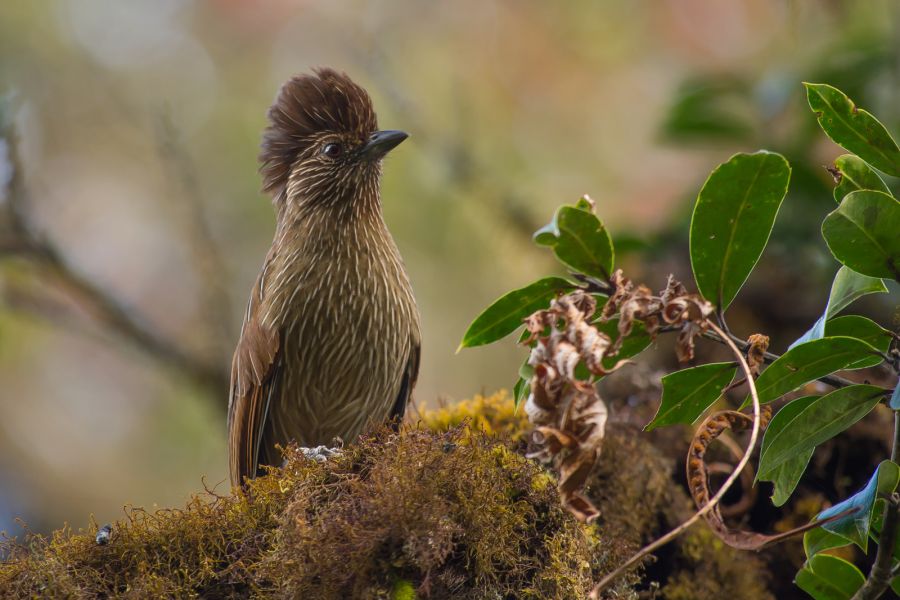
[{"xmin": 259, "ymin": 68, "xmax": 378, "ymax": 194}]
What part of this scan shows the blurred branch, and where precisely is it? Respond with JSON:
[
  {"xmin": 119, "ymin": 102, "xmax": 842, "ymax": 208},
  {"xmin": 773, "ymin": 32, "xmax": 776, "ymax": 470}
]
[
  {"xmin": 154, "ymin": 110, "xmax": 235, "ymax": 356},
  {"xmin": 0, "ymin": 98, "xmax": 229, "ymax": 402}
]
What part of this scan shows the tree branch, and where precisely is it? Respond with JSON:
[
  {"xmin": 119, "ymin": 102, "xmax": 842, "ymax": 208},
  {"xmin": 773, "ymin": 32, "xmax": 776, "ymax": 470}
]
[
  {"xmin": 0, "ymin": 97, "xmax": 229, "ymax": 401},
  {"xmin": 700, "ymin": 329, "xmax": 884, "ymax": 393}
]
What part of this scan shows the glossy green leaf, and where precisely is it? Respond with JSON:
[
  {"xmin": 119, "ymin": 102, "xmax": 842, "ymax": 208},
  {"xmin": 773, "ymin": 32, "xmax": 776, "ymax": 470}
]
[
  {"xmin": 644, "ymin": 362, "xmax": 737, "ymax": 431},
  {"xmin": 512, "ymin": 377, "xmax": 529, "ymax": 407},
  {"xmin": 805, "ymin": 83, "xmax": 900, "ymax": 176},
  {"xmin": 593, "ymin": 318, "xmax": 652, "ymax": 371},
  {"xmin": 460, "ymin": 277, "xmax": 574, "ymax": 349},
  {"xmin": 758, "ymin": 395, "xmax": 818, "ymax": 506},
  {"xmin": 758, "ymin": 385, "xmax": 885, "ymax": 479},
  {"xmin": 832, "ymin": 154, "xmax": 891, "ymax": 202},
  {"xmin": 690, "ymin": 151, "xmax": 791, "ymax": 310},
  {"xmin": 825, "ymin": 315, "xmax": 891, "ymax": 369},
  {"xmin": 795, "ymin": 554, "xmax": 864, "ymax": 600},
  {"xmin": 514, "ymin": 354, "xmax": 535, "ymax": 406},
  {"xmin": 534, "ymin": 205, "xmax": 614, "ymax": 280},
  {"xmin": 818, "ymin": 460, "xmax": 900, "ymax": 551},
  {"xmin": 789, "ymin": 266, "xmax": 887, "ymax": 349},
  {"xmin": 746, "ymin": 336, "xmax": 881, "ymax": 406},
  {"xmin": 822, "ymin": 190, "xmax": 900, "ymax": 281},
  {"xmin": 803, "ymin": 526, "xmax": 852, "ymax": 559}
]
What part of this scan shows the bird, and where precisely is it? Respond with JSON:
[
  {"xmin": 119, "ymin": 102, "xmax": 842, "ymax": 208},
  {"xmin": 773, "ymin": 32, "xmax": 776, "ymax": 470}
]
[{"xmin": 227, "ymin": 68, "xmax": 420, "ymax": 487}]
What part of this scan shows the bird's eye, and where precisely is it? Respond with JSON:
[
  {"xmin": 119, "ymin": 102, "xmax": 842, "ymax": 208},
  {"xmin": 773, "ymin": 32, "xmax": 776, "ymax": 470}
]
[{"xmin": 322, "ymin": 143, "xmax": 343, "ymax": 158}]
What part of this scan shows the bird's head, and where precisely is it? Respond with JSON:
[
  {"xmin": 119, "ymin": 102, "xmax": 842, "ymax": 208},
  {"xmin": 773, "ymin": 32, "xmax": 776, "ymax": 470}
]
[{"xmin": 259, "ymin": 68, "xmax": 407, "ymax": 215}]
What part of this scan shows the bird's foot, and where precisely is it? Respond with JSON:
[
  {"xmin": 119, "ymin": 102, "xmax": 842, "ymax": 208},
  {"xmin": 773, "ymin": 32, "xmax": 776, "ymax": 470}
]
[{"xmin": 297, "ymin": 439, "xmax": 344, "ymax": 463}]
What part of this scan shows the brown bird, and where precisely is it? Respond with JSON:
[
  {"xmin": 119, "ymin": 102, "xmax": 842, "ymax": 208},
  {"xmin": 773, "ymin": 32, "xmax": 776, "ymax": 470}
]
[{"xmin": 227, "ymin": 68, "xmax": 420, "ymax": 486}]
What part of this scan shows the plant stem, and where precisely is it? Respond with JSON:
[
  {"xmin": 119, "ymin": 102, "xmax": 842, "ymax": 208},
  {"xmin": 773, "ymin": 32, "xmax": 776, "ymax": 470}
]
[
  {"xmin": 573, "ymin": 273, "xmax": 615, "ymax": 296},
  {"xmin": 851, "ymin": 411, "xmax": 900, "ymax": 600},
  {"xmin": 589, "ymin": 321, "xmax": 762, "ymax": 598},
  {"xmin": 700, "ymin": 330, "xmax": 884, "ymax": 393}
]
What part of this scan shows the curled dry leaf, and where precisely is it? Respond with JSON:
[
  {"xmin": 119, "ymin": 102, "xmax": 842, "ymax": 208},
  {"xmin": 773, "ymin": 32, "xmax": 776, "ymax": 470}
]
[
  {"xmin": 746, "ymin": 333, "xmax": 769, "ymax": 378},
  {"xmin": 659, "ymin": 275, "xmax": 715, "ymax": 364},
  {"xmin": 599, "ymin": 271, "xmax": 713, "ymax": 362},
  {"xmin": 522, "ymin": 275, "xmax": 715, "ymax": 523},
  {"xmin": 523, "ymin": 291, "xmax": 615, "ymax": 522},
  {"xmin": 686, "ymin": 407, "xmax": 830, "ymax": 550}
]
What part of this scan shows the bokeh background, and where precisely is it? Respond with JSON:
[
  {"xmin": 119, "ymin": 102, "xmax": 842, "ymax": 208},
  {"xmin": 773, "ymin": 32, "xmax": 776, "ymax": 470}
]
[{"xmin": 0, "ymin": 0, "xmax": 898, "ymax": 535}]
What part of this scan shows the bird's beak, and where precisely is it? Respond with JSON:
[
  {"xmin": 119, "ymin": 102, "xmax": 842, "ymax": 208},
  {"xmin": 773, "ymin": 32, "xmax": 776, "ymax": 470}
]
[{"xmin": 362, "ymin": 130, "xmax": 408, "ymax": 161}]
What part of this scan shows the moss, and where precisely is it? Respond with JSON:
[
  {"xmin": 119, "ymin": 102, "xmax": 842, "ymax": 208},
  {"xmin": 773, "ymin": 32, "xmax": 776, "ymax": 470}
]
[
  {"xmin": 0, "ymin": 392, "xmax": 774, "ymax": 599},
  {"xmin": 392, "ymin": 578, "xmax": 416, "ymax": 600},
  {"xmin": 662, "ymin": 526, "xmax": 773, "ymax": 600},
  {"xmin": 420, "ymin": 391, "xmax": 530, "ymax": 442}
]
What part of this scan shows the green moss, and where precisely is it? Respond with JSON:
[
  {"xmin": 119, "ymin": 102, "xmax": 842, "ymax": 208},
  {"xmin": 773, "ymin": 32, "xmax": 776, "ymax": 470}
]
[
  {"xmin": 0, "ymin": 392, "xmax": 774, "ymax": 599},
  {"xmin": 662, "ymin": 526, "xmax": 773, "ymax": 600},
  {"xmin": 420, "ymin": 391, "xmax": 530, "ymax": 442},
  {"xmin": 1, "ymin": 425, "xmax": 600, "ymax": 599},
  {"xmin": 391, "ymin": 578, "xmax": 416, "ymax": 600}
]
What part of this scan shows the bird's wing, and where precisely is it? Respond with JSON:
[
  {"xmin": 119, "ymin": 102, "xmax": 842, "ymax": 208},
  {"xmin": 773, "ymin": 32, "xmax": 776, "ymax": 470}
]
[
  {"xmin": 389, "ymin": 338, "xmax": 421, "ymax": 424},
  {"xmin": 227, "ymin": 267, "xmax": 281, "ymax": 487}
]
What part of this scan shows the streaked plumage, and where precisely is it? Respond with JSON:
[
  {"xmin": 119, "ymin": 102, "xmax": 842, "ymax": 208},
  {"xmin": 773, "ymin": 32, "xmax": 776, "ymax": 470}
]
[{"xmin": 228, "ymin": 68, "xmax": 420, "ymax": 486}]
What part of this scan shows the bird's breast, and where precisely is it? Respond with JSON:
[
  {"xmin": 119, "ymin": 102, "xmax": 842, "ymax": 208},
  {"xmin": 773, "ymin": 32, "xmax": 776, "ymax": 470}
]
[{"xmin": 263, "ymin": 222, "xmax": 418, "ymax": 446}]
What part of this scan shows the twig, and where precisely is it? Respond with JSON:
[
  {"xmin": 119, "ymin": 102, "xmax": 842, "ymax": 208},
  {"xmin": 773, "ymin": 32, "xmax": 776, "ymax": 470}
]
[
  {"xmin": 851, "ymin": 411, "xmax": 900, "ymax": 600},
  {"xmin": 589, "ymin": 321, "xmax": 761, "ymax": 597},
  {"xmin": 700, "ymin": 330, "xmax": 874, "ymax": 392},
  {"xmin": 572, "ymin": 273, "xmax": 616, "ymax": 296}
]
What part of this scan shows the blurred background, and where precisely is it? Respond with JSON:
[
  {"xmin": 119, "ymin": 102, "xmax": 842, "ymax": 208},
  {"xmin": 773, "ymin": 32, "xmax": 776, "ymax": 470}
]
[{"xmin": 0, "ymin": 0, "xmax": 897, "ymax": 535}]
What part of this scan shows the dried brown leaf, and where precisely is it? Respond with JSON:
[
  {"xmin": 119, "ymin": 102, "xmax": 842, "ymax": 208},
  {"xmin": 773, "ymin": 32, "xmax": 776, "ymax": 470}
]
[
  {"xmin": 522, "ymin": 290, "xmax": 611, "ymax": 522},
  {"xmin": 746, "ymin": 334, "xmax": 769, "ymax": 378},
  {"xmin": 683, "ymin": 406, "xmax": 833, "ymax": 550}
]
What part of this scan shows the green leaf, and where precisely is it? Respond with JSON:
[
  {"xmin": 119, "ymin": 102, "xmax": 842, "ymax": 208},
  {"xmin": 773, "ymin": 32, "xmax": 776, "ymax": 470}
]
[
  {"xmin": 831, "ymin": 154, "xmax": 891, "ymax": 202},
  {"xmin": 795, "ymin": 554, "xmax": 864, "ymax": 600},
  {"xmin": 868, "ymin": 499, "xmax": 900, "ymax": 562},
  {"xmin": 514, "ymin": 360, "xmax": 534, "ymax": 407},
  {"xmin": 822, "ymin": 190, "xmax": 900, "ymax": 281},
  {"xmin": 758, "ymin": 385, "xmax": 885, "ymax": 479},
  {"xmin": 825, "ymin": 315, "xmax": 891, "ymax": 369},
  {"xmin": 757, "ymin": 395, "xmax": 818, "ymax": 506},
  {"xmin": 534, "ymin": 205, "xmax": 614, "ymax": 280},
  {"xmin": 804, "ymin": 83, "xmax": 900, "ymax": 176},
  {"xmin": 460, "ymin": 277, "xmax": 574, "ymax": 349},
  {"xmin": 533, "ymin": 213, "xmax": 561, "ymax": 246},
  {"xmin": 803, "ymin": 526, "xmax": 852, "ymax": 559},
  {"xmin": 789, "ymin": 266, "xmax": 887, "ymax": 349},
  {"xmin": 690, "ymin": 151, "xmax": 791, "ymax": 310},
  {"xmin": 512, "ymin": 377, "xmax": 530, "ymax": 408},
  {"xmin": 644, "ymin": 362, "xmax": 737, "ymax": 431},
  {"xmin": 818, "ymin": 460, "xmax": 900, "ymax": 552},
  {"xmin": 593, "ymin": 318, "xmax": 652, "ymax": 371},
  {"xmin": 746, "ymin": 336, "xmax": 881, "ymax": 406},
  {"xmin": 660, "ymin": 76, "xmax": 755, "ymax": 143}
]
